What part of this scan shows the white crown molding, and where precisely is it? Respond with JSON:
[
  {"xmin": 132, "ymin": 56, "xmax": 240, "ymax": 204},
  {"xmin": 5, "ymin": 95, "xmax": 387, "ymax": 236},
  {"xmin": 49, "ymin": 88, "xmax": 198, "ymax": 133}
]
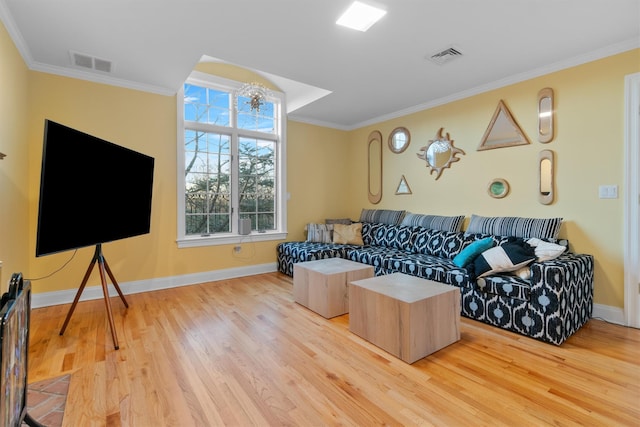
[
  {"xmin": 348, "ymin": 38, "xmax": 640, "ymax": 131},
  {"xmin": 2, "ymin": 2, "xmax": 638, "ymax": 131},
  {"xmin": 0, "ymin": 0, "xmax": 32, "ymax": 64},
  {"xmin": 29, "ymin": 61, "xmax": 176, "ymax": 96},
  {"xmin": 286, "ymin": 115, "xmax": 352, "ymax": 132},
  {"xmin": 0, "ymin": 3, "xmax": 176, "ymax": 96},
  {"xmin": 30, "ymin": 262, "xmax": 277, "ymax": 309}
]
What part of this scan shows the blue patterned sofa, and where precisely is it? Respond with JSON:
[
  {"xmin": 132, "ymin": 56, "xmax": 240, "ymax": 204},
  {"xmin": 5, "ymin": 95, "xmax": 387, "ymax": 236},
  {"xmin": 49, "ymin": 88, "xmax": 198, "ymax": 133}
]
[{"xmin": 277, "ymin": 210, "xmax": 594, "ymax": 345}]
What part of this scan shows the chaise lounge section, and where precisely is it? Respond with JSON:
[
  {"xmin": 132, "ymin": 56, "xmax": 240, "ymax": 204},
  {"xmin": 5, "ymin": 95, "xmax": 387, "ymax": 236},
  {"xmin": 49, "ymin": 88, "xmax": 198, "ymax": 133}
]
[{"xmin": 277, "ymin": 210, "xmax": 594, "ymax": 345}]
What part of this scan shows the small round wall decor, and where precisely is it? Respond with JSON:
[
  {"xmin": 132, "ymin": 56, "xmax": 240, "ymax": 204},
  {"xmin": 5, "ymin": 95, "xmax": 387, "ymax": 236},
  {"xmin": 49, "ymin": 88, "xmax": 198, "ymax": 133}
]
[{"xmin": 488, "ymin": 178, "xmax": 509, "ymax": 198}]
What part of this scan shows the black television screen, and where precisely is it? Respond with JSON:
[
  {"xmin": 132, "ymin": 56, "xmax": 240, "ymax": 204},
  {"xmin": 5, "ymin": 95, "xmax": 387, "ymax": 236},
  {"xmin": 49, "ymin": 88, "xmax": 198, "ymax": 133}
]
[{"xmin": 36, "ymin": 120, "xmax": 155, "ymax": 257}]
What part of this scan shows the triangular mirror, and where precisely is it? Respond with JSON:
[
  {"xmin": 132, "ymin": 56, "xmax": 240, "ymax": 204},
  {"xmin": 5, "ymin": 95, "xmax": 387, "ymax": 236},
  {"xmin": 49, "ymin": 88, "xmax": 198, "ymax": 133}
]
[
  {"xmin": 478, "ymin": 100, "xmax": 531, "ymax": 151},
  {"xmin": 395, "ymin": 175, "xmax": 412, "ymax": 195}
]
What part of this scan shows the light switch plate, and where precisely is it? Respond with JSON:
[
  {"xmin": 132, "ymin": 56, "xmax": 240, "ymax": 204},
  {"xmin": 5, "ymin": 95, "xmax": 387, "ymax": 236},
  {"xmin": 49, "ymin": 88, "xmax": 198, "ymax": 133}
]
[{"xmin": 599, "ymin": 185, "xmax": 618, "ymax": 199}]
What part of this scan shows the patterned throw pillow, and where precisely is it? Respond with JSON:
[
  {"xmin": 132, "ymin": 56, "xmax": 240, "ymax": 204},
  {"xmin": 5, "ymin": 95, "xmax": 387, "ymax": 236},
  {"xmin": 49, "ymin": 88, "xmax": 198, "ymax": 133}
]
[
  {"xmin": 366, "ymin": 223, "xmax": 415, "ymax": 250},
  {"xmin": 467, "ymin": 215, "xmax": 563, "ymax": 240}
]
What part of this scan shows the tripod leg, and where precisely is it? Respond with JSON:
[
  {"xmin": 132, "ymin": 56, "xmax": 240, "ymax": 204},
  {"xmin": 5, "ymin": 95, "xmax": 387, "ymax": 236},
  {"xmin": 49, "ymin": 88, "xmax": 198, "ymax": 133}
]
[
  {"xmin": 23, "ymin": 412, "xmax": 46, "ymax": 427},
  {"xmin": 98, "ymin": 260, "xmax": 120, "ymax": 350},
  {"xmin": 59, "ymin": 258, "xmax": 96, "ymax": 336},
  {"xmin": 102, "ymin": 257, "xmax": 129, "ymax": 308}
]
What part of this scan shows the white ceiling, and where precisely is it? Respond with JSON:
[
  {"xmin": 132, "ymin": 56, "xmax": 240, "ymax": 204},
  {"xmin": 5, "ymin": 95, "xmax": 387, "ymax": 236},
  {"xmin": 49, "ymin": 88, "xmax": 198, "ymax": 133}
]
[{"xmin": 1, "ymin": 1, "xmax": 638, "ymax": 130}]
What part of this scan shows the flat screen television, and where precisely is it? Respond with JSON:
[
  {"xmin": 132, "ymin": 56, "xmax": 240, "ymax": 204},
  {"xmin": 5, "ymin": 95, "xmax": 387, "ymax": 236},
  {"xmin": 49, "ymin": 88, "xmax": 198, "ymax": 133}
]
[{"xmin": 36, "ymin": 120, "xmax": 155, "ymax": 257}]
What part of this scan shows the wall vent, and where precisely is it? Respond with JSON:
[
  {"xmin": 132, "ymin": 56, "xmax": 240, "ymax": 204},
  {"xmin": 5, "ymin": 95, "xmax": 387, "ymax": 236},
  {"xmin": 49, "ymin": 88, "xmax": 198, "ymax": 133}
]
[
  {"xmin": 70, "ymin": 51, "xmax": 113, "ymax": 73},
  {"xmin": 427, "ymin": 46, "xmax": 463, "ymax": 65}
]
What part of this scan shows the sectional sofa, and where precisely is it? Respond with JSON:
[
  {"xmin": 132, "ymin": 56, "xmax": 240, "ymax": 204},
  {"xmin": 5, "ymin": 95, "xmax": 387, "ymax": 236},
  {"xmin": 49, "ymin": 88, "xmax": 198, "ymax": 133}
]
[{"xmin": 277, "ymin": 209, "xmax": 594, "ymax": 345}]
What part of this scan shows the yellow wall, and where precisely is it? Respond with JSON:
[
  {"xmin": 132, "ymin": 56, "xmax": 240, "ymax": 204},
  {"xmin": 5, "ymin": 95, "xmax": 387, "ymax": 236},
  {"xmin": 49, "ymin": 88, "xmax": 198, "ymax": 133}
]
[
  {"xmin": 23, "ymin": 72, "xmax": 299, "ymax": 294},
  {"xmin": 347, "ymin": 49, "xmax": 640, "ymax": 308},
  {"xmin": 21, "ymin": 61, "xmax": 350, "ymax": 294},
  {"xmin": 287, "ymin": 121, "xmax": 351, "ymax": 241},
  {"xmin": 0, "ymin": 21, "xmax": 29, "ymax": 292},
  {"xmin": 1, "ymin": 15, "xmax": 638, "ymax": 310}
]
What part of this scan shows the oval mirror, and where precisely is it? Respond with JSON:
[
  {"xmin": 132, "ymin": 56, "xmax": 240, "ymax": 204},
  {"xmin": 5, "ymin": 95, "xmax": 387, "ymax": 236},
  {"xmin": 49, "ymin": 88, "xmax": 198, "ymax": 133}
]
[
  {"xmin": 539, "ymin": 149, "xmax": 554, "ymax": 204},
  {"xmin": 538, "ymin": 88, "xmax": 554, "ymax": 143},
  {"xmin": 368, "ymin": 130, "xmax": 383, "ymax": 204},
  {"xmin": 417, "ymin": 128, "xmax": 465, "ymax": 180},
  {"xmin": 388, "ymin": 127, "xmax": 410, "ymax": 153}
]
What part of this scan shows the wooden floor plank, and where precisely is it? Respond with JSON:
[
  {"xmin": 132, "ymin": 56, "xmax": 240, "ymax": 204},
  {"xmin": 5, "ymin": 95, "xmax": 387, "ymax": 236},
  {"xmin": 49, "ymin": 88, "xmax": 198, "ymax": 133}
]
[{"xmin": 27, "ymin": 272, "xmax": 640, "ymax": 426}]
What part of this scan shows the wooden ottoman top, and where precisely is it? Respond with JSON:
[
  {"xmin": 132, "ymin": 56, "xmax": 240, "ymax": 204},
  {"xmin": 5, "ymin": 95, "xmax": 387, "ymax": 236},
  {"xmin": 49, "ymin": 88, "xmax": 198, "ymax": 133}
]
[
  {"xmin": 350, "ymin": 272, "xmax": 456, "ymax": 302},
  {"xmin": 295, "ymin": 258, "xmax": 370, "ymax": 274}
]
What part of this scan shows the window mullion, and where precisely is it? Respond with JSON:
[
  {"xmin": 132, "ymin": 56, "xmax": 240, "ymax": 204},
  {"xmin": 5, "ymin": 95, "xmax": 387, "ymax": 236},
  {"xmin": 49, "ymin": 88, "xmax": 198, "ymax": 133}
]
[
  {"xmin": 230, "ymin": 130, "xmax": 240, "ymax": 234},
  {"xmin": 185, "ymin": 120, "xmax": 228, "ymax": 134}
]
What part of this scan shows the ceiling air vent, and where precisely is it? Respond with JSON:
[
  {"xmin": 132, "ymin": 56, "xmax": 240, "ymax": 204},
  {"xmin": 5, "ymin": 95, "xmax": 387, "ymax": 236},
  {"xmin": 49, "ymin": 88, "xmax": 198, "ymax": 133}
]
[
  {"xmin": 70, "ymin": 51, "xmax": 113, "ymax": 73},
  {"xmin": 427, "ymin": 46, "xmax": 463, "ymax": 65}
]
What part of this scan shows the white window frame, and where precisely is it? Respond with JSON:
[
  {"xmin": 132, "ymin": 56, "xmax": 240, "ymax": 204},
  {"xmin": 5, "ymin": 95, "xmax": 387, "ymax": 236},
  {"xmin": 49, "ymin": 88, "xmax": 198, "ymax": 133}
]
[{"xmin": 176, "ymin": 71, "xmax": 287, "ymax": 248}]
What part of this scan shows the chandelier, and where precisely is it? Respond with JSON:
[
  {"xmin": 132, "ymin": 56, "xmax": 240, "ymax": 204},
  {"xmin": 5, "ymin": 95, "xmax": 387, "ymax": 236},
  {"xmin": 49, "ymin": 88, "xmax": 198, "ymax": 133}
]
[{"xmin": 236, "ymin": 82, "xmax": 269, "ymax": 113}]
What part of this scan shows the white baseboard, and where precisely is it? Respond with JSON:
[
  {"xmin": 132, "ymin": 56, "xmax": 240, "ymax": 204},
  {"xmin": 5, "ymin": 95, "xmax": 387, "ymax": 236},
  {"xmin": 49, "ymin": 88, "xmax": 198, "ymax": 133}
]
[
  {"xmin": 31, "ymin": 270, "xmax": 628, "ymax": 328},
  {"xmin": 592, "ymin": 303, "xmax": 625, "ymax": 325},
  {"xmin": 31, "ymin": 262, "xmax": 278, "ymax": 309}
]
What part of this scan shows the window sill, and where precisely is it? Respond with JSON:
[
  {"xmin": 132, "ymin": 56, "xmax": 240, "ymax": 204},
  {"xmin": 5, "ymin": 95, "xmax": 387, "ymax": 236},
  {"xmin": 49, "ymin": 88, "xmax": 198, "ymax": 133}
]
[{"xmin": 177, "ymin": 231, "xmax": 288, "ymax": 249}]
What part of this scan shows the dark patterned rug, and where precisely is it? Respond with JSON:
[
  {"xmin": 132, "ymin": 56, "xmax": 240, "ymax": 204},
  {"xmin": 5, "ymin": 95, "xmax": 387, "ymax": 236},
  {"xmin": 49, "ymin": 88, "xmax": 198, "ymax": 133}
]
[{"xmin": 24, "ymin": 374, "xmax": 70, "ymax": 427}]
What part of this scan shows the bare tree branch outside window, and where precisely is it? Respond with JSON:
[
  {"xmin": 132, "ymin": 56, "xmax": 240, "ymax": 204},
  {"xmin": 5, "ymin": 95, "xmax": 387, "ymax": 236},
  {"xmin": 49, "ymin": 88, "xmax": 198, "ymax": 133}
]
[{"xmin": 183, "ymin": 83, "xmax": 276, "ymax": 235}]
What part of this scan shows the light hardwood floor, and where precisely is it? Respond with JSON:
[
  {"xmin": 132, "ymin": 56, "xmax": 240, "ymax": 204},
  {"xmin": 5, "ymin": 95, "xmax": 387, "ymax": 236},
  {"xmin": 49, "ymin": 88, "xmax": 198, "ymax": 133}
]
[{"xmin": 28, "ymin": 272, "xmax": 640, "ymax": 426}]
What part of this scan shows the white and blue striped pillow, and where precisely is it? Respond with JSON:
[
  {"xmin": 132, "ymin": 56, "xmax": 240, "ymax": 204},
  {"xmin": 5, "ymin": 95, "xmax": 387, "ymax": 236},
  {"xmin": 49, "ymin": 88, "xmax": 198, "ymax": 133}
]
[
  {"xmin": 466, "ymin": 215, "xmax": 562, "ymax": 240},
  {"xmin": 305, "ymin": 223, "xmax": 333, "ymax": 243},
  {"xmin": 359, "ymin": 209, "xmax": 406, "ymax": 225},
  {"xmin": 400, "ymin": 213, "xmax": 465, "ymax": 232}
]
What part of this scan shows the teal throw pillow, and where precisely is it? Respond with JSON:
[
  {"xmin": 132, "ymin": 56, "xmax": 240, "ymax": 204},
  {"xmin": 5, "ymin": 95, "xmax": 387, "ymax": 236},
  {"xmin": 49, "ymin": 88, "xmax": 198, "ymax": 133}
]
[{"xmin": 453, "ymin": 237, "xmax": 494, "ymax": 268}]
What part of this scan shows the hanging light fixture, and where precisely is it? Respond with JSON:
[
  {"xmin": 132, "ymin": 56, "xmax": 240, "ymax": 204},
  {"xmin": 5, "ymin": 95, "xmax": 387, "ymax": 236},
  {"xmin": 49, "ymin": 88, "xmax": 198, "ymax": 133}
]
[{"xmin": 236, "ymin": 82, "xmax": 270, "ymax": 113}]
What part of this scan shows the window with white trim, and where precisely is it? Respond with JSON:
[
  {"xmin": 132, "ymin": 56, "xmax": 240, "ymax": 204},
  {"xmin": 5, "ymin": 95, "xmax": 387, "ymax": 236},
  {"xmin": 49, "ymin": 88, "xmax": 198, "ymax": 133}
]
[{"xmin": 177, "ymin": 71, "xmax": 287, "ymax": 248}]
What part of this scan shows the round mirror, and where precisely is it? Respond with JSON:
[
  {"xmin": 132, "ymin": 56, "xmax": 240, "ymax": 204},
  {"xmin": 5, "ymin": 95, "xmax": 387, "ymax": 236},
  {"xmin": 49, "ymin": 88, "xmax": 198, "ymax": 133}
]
[
  {"xmin": 488, "ymin": 178, "xmax": 509, "ymax": 198},
  {"xmin": 388, "ymin": 127, "xmax": 410, "ymax": 153},
  {"xmin": 416, "ymin": 128, "xmax": 465, "ymax": 180}
]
